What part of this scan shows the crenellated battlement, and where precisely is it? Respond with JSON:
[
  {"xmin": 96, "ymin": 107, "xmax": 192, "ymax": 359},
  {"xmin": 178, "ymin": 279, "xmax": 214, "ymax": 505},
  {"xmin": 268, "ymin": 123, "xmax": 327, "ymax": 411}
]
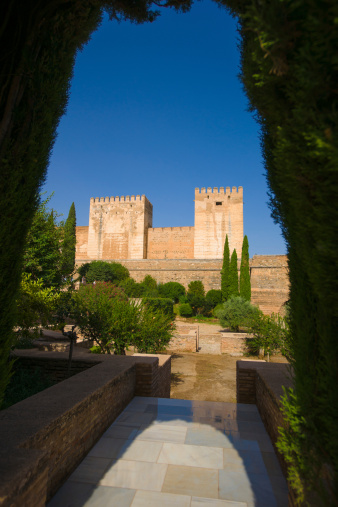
[
  {"xmin": 90, "ymin": 195, "xmax": 147, "ymax": 204},
  {"xmin": 195, "ymin": 186, "xmax": 243, "ymax": 196}
]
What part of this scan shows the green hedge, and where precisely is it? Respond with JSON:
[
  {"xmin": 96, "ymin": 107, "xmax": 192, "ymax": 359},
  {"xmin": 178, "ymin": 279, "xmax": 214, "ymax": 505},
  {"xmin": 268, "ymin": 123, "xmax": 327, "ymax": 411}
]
[{"xmin": 142, "ymin": 297, "xmax": 174, "ymax": 316}]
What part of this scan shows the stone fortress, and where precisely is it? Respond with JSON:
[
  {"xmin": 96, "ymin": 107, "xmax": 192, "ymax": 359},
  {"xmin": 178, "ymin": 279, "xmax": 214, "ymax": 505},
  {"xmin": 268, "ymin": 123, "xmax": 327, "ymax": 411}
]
[{"xmin": 76, "ymin": 186, "xmax": 289, "ymax": 314}]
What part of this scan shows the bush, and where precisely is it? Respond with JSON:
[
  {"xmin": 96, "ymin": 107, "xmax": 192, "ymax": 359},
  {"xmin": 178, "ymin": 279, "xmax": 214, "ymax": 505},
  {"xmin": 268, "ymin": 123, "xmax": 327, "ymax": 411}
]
[
  {"xmin": 179, "ymin": 303, "xmax": 193, "ymax": 317},
  {"xmin": 187, "ymin": 280, "xmax": 205, "ymax": 297},
  {"xmin": 139, "ymin": 275, "xmax": 158, "ymax": 297},
  {"xmin": 158, "ymin": 282, "xmax": 185, "ymax": 303},
  {"xmin": 187, "ymin": 293, "xmax": 207, "ymax": 316},
  {"xmin": 205, "ymin": 289, "xmax": 222, "ymax": 308},
  {"xmin": 118, "ymin": 277, "xmax": 143, "ymax": 298},
  {"xmin": 216, "ymin": 296, "xmax": 259, "ymax": 332},
  {"xmin": 133, "ymin": 305, "xmax": 175, "ymax": 353},
  {"xmin": 72, "ymin": 282, "xmax": 132, "ymax": 354},
  {"xmin": 82, "ymin": 261, "xmax": 129, "ymax": 284},
  {"xmin": 143, "ymin": 297, "xmax": 174, "ymax": 316},
  {"xmin": 72, "ymin": 282, "xmax": 175, "ymax": 355}
]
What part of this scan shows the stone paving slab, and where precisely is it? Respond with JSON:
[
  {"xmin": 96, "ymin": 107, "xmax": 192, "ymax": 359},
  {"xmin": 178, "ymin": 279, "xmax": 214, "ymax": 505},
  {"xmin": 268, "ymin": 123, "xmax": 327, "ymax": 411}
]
[{"xmin": 48, "ymin": 397, "xmax": 288, "ymax": 507}]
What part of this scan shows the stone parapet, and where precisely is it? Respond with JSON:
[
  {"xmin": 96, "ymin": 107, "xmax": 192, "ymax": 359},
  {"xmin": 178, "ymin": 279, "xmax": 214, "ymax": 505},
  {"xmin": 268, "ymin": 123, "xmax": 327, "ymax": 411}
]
[{"xmin": 0, "ymin": 350, "xmax": 171, "ymax": 506}]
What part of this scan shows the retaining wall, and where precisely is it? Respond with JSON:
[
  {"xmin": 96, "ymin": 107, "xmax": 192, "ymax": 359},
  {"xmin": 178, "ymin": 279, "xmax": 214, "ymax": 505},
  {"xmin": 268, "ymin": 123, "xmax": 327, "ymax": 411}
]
[{"xmin": 0, "ymin": 350, "xmax": 171, "ymax": 507}]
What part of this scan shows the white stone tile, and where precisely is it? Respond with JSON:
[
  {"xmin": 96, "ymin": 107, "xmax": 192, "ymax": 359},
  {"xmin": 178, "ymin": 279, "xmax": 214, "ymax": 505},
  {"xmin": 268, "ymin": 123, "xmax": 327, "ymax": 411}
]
[
  {"xmin": 119, "ymin": 439, "xmax": 163, "ymax": 462},
  {"xmin": 157, "ymin": 442, "xmax": 223, "ymax": 469},
  {"xmin": 131, "ymin": 490, "xmax": 191, "ymax": 507},
  {"xmin": 116, "ymin": 411, "xmax": 155, "ymax": 426},
  {"xmin": 103, "ymin": 424, "xmax": 139, "ymax": 440},
  {"xmin": 68, "ymin": 456, "xmax": 112, "ymax": 484},
  {"xmin": 136, "ymin": 424, "xmax": 187, "ymax": 443},
  {"xmin": 88, "ymin": 437, "xmax": 129, "ymax": 459},
  {"xmin": 100, "ymin": 460, "xmax": 168, "ymax": 491},
  {"xmin": 191, "ymin": 497, "xmax": 247, "ymax": 507}
]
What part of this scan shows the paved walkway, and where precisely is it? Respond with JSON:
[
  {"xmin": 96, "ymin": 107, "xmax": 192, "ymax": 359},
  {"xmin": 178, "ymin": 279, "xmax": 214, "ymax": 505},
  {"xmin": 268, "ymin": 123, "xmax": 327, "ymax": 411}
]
[{"xmin": 48, "ymin": 397, "xmax": 288, "ymax": 507}]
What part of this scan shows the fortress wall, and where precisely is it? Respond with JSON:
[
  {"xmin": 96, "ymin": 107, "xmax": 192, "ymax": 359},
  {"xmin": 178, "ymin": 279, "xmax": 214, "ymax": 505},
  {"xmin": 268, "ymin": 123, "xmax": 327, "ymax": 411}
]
[
  {"xmin": 86, "ymin": 195, "xmax": 152, "ymax": 260},
  {"xmin": 75, "ymin": 226, "xmax": 88, "ymax": 259},
  {"xmin": 194, "ymin": 186, "xmax": 243, "ymax": 259},
  {"xmin": 147, "ymin": 227, "xmax": 194, "ymax": 259},
  {"xmin": 76, "ymin": 256, "xmax": 289, "ymax": 314},
  {"xmin": 250, "ymin": 255, "xmax": 289, "ymax": 314}
]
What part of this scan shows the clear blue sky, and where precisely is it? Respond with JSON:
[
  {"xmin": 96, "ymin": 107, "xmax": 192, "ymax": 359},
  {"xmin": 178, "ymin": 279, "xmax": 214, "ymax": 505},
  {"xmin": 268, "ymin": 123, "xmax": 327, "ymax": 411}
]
[{"xmin": 43, "ymin": 0, "xmax": 286, "ymax": 256}]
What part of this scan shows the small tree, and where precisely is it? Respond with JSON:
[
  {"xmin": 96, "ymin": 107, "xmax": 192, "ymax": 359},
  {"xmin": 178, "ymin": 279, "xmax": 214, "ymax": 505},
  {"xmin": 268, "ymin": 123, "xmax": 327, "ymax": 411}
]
[
  {"xmin": 139, "ymin": 275, "xmax": 158, "ymax": 296},
  {"xmin": 118, "ymin": 277, "xmax": 143, "ymax": 298},
  {"xmin": 216, "ymin": 296, "xmax": 259, "ymax": 332},
  {"xmin": 229, "ymin": 249, "xmax": 239, "ymax": 298},
  {"xmin": 72, "ymin": 282, "xmax": 133, "ymax": 355},
  {"xmin": 249, "ymin": 312, "xmax": 290, "ymax": 361},
  {"xmin": 133, "ymin": 304, "xmax": 174, "ymax": 353},
  {"xmin": 221, "ymin": 235, "xmax": 230, "ymax": 301},
  {"xmin": 84, "ymin": 261, "xmax": 129, "ymax": 284},
  {"xmin": 188, "ymin": 280, "xmax": 205, "ymax": 297},
  {"xmin": 61, "ymin": 202, "xmax": 76, "ymax": 281},
  {"xmin": 15, "ymin": 273, "xmax": 61, "ymax": 341},
  {"xmin": 239, "ymin": 235, "xmax": 251, "ymax": 301},
  {"xmin": 23, "ymin": 194, "xmax": 64, "ymax": 288}
]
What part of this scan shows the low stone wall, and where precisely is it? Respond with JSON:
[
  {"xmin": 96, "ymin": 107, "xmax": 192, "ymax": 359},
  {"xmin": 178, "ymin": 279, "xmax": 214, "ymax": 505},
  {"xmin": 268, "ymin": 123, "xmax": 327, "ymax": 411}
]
[
  {"xmin": 0, "ymin": 350, "xmax": 171, "ymax": 507},
  {"xmin": 221, "ymin": 333, "xmax": 253, "ymax": 356},
  {"xmin": 167, "ymin": 325, "xmax": 198, "ymax": 352},
  {"xmin": 236, "ymin": 360, "xmax": 294, "ymax": 505}
]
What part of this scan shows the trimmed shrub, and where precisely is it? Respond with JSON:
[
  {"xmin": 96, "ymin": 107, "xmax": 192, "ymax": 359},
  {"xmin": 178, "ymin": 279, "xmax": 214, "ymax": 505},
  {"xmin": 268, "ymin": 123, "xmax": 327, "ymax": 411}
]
[
  {"xmin": 179, "ymin": 303, "xmax": 193, "ymax": 317},
  {"xmin": 205, "ymin": 289, "xmax": 222, "ymax": 308},
  {"xmin": 188, "ymin": 280, "xmax": 205, "ymax": 297},
  {"xmin": 158, "ymin": 282, "xmax": 185, "ymax": 303},
  {"xmin": 118, "ymin": 278, "xmax": 143, "ymax": 298},
  {"xmin": 142, "ymin": 297, "xmax": 174, "ymax": 316}
]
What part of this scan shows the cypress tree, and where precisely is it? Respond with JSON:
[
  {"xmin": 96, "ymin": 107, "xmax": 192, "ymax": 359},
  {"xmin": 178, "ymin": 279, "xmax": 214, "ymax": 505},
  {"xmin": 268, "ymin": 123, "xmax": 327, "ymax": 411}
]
[
  {"xmin": 61, "ymin": 203, "xmax": 76, "ymax": 280},
  {"xmin": 229, "ymin": 249, "xmax": 239, "ymax": 298},
  {"xmin": 239, "ymin": 235, "xmax": 251, "ymax": 301},
  {"xmin": 221, "ymin": 235, "xmax": 230, "ymax": 301}
]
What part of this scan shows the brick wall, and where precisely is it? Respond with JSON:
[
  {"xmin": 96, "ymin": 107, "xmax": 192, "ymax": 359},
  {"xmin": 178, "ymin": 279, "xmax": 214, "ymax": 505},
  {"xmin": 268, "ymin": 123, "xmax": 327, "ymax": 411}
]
[
  {"xmin": 75, "ymin": 255, "xmax": 289, "ymax": 315},
  {"xmin": 221, "ymin": 333, "xmax": 254, "ymax": 355},
  {"xmin": 236, "ymin": 360, "xmax": 295, "ymax": 505},
  {"xmin": 0, "ymin": 351, "xmax": 171, "ymax": 507},
  {"xmin": 147, "ymin": 227, "xmax": 194, "ymax": 259}
]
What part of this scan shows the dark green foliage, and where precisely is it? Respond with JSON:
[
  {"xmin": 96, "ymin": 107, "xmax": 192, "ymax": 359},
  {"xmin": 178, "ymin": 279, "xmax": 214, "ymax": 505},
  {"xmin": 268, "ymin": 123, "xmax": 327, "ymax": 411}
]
[
  {"xmin": 85, "ymin": 261, "xmax": 129, "ymax": 284},
  {"xmin": 23, "ymin": 195, "xmax": 64, "ymax": 288},
  {"xmin": 179, "ymin": 303, "xmax": 193, "ymax": 317},
  {"xmin": 228, "ymin": 0, "xmax": 338, "ymax": 499},
  {"xmin": 229, "ymin": 249, "xmax": 239, "ymax": 298},
  {"xmin": 239, "ymin": 236, "xmax": 251, "ymax": 301},
  {"xmin": 139, "ymin": 275, "xmax": 159, "ymax": 297},
  {"xmin": 72, "ymin": 282, "xmax": 174, "ymax": 354},
  {"xmin": 205, "ymin": 289, "xmax": 222, "ymax": 308},
  {"xmin": 142, "ymin": 297, "xmax": 174, "ymax": 316},
  {"xmin": 248, "ymin": 312, "xmax": 289, "ymax": 361},
  {"xmin": 221, "ymin": 235, "xmax": 230, "ymax": 301},
  {"xmin": 216, "ymin": 296, "xmax": 259, "ymax": 332},
  {"xmin": 1, "ymin": 367, "xmax": 55, "ymax": 410},
  {"xmin": 77, "ymin": 263, "xmax": 91, "ymax": 280},
  {"xmin": 61, "ymin": 202, "xmax": 76, "ymax": 280},
  {"xmin": 118, "ymin": 277, "xmax": 144, "ymax": 298},
  {"xmin": 158, "ymin": 282, "xmax": 185, "ymax": 302},
  {"xmin": 132, "ymin": 306, "xmax": 175, "ymax": 353},
  {"xmin": 187, "ymin": 280, "xmax": 205, "ymax": 297}
]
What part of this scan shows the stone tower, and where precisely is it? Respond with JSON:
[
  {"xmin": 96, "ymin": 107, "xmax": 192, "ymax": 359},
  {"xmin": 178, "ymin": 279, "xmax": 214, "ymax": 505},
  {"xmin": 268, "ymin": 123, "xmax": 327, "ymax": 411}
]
[
  {"xmin": 86, "ymin": 195, "xmax": 153, "ymax": 260},
  {"xmin": 194, "ymin": 186, "xmax": 243, "ymax": 258}
]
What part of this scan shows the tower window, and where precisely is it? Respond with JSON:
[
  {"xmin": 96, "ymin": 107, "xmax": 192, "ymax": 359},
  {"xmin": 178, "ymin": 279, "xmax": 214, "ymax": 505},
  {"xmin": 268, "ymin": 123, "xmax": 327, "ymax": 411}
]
[{"xmin": 216, "ymin": 202, "xmax": 222, "ymax": 206}]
